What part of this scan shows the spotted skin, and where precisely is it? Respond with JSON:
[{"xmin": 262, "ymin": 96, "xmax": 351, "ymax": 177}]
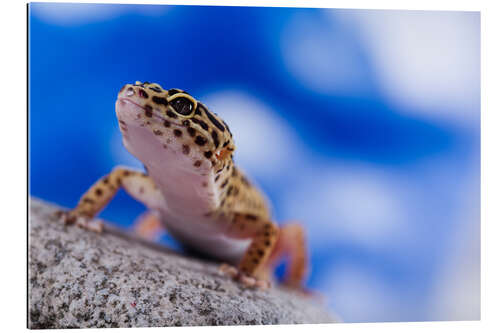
[
  {"xmin": 61, "ymin": 81, "xmax": 308, "ymax": 290},
  {"xmin": 61, "ymin": 167, "xmax": 164, "ymax": 226}
]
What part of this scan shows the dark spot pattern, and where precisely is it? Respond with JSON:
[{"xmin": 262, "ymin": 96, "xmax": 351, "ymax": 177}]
[
  {"xmin": 194, "ymin": 160, "xmax": 202, "ymax": 167},
  {"xmin": 153, "ymin": 129, "xmax": 162, "ymax": 136},
  {"xmin": 144, "ymin": 105, "xmax": 153, "ymax": 117},
  {"xmin": 166, "ymin": 110, "xmax": 178, "ymax": 119},
  {"xmin": 173, "ymin": 129, "xmax": 182, "ymax": 137},
  {"xmin": 204, "ymin": 108, "xmax": 226, "ymax": 132},
  {"xmin": 192, "ymin": 118, "xmax": 209, "ymax": 130},
  {"xmin": 152, "ymin": 96, "xmax": 168, "ymax": 106},
  {"xmin": 82, "ymin": 197, "xmax": 94, "ymax": 204},
  {"xmin": 195, "ymin": 136, "xmax": 207, "ymax": 146},
  {"xmin": 163, "ymin": 120, "xmax": 171, "ymax": 127},
  {"xmin": 223, "ymin": 120, "xmax": 233, "ymax": 137},
  {"xmin": 148, "ymin": 86, "xmax": 162, "ymax": 93},
  {"xmin": 95, "ymin": 188, "xmax": 103, "ymax": 196},
  {"xmin": 168, "ymin": 88, "xmax": 181, "ymax": 95},
  {"xmin": 182, "ymin": 145, "xmax": 190, "ymax": 155},
  {"xmin": 211, "ymin": 131, "xmax": 220, "ymax": 148},
  {"xmin": 187, "ymin": 127, "xmax": 196, "ymax": 137},
  {"xmin": 204, "ymin": 151, "xmax": 213, "ymax": 159}
]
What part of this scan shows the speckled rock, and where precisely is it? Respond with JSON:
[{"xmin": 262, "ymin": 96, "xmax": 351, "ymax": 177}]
[{"xmin": 28, "ymin": 197, "xmax": 336, "ymax": 328}]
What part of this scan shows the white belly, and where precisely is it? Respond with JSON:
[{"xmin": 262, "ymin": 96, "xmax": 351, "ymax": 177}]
[{"xmin": 160, "ymin": 213, "xmax": 251, "ymax": 263}]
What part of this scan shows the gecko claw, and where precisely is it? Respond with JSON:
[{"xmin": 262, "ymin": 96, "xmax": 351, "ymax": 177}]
[
  {"xmin": 76, "ymin": 216, "xmax": 104, "ymax": 233},
  {"xmin": 55, "ymin": 210, "xmax": 76, "ymax": 225},
  {"xmin": 56, "ymin": 210, "xmax": 103, "ymax": 233},
  {"xmin": 218, "ymin": 263, "xmax": 271, "ymax": 290}
]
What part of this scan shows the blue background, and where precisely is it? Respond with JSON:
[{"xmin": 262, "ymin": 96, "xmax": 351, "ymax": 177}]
[{"xmin": 29, "ymin": 3, "xmax": 480, "ymax": 322}]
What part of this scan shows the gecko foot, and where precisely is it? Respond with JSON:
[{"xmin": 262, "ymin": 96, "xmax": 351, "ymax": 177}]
[
  {"xmin": 218, "ymin": 263, "xmax": 271, "ymax": 290},
  {"xmin": 55, "ymin": 210, "xmax": 103, "ymax": 233}
]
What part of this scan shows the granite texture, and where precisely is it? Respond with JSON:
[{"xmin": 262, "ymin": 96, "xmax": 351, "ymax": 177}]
[{"xmin": 28, "ymin": 197, "xmax": 336, "ymax": 328}]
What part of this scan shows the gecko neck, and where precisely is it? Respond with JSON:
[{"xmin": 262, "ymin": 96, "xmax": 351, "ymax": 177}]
[{"xmin": 122, "ymin": 124, "xmax": 222, "ymax": 218}]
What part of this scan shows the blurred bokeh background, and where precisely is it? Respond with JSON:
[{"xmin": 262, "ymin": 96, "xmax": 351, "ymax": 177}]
[{"xmin": 28, "ymin": 3, "xmax": 480, "ymax": 323}]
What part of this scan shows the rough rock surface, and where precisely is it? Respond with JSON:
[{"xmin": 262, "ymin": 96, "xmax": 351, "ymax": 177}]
[{"xmin": 28, "ymin": 197, "xmax": 336, "ymax": 328}]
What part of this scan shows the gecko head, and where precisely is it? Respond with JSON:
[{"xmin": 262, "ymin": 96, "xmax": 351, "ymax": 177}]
[{"xmin": 115, "ymin": 81, "xmax": 236, "ymax": 171}]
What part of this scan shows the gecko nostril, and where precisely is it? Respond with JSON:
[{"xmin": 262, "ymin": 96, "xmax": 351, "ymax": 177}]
[
  {"xmin": 138, "ymin": 89, "xmax": 149, "ymax": 99},
  {"xmin": 126, "ymin": 87, "xmax": 135, "ymax": 97}
]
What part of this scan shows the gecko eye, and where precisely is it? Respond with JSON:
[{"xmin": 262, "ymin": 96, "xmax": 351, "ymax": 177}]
[{"xmin": 170, "ymin": 97, "xmax": 194, "ymax": 116}]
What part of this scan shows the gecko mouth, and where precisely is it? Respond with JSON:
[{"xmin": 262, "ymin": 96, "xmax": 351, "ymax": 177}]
[{"xmin": 117, "ymin": 97, "xmax": 144, "ymax": 110}]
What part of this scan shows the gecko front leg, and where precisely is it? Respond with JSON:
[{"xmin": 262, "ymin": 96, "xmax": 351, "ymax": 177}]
[
  {"xmin": 220, "ymin": 213, "xmax": 280, "ymax": 289},
  {"xmin": 59, "ymin": 166, "xmax": 165, "ymax": 232},
  {"xmin": 220, "ymin": 215, "xmax": 309, "ymax": 292}
]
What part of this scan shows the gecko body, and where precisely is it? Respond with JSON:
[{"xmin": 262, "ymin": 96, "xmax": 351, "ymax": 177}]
[{"xmin": 62, "ymin": 82, "xmax": 308, "ymax": 290}]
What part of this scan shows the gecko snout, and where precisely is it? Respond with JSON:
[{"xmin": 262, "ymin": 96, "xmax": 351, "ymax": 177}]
[{"xmin": 118, "ymin": 84, "xmax": 146, "ymax": 98}]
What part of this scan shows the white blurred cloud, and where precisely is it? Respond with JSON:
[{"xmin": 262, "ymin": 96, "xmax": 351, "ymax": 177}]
[
  {"xmin": 201, "ymin": 90, "xmax": 306, "ymax": 180},
  {"xmin": 30, "ymin": 3, "xmax": 171, "ymax": 26},
  {"xmin": 319, "ymin": 263, "xmax": 404, "ymax": 322},
  {"xmin": 281, "ymin": 164, "xmax": 415, "ymax": 250},
  {"xmin": 343, "ymin": 11, "xmax": 480, "ymax": 124},
  {"xmin": 427, "ymin": 177, "xmax": 480, "ymax": 320},
  {"xmin": 31, "ymin": 3, "xmax": 123, "ymax": 26},
  {"xmin": 280, "ymin": 12, "xmax": 369, "ymax": 96}
]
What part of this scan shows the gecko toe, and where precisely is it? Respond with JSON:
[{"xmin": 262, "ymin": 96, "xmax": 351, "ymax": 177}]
[
  {"xmin": 76, "ymin": 216, "xmax": 103, "ymax": 233},
  {"xmin": 219, "ymin": 263, "xmax": 238, "ymax": 278},
  {"xmin": 56, "ymin": 210, "xmax": 103, "ymax": 233},
  {"xmin": 255, "ymin": 279, "xmax": 271, "ymax": 290},
  {"xmin": 238, "ymin": 274, "xmax": 256, "ymax": 287},
  {"xmin": 55, "ymin": 210, "xmax": 76, "ymax": 225},
  {"xmin": 219, "ymin": 263, "xmax": 271, "ymax": 290},
  {"xmin": 236, "ymin": 273, "xmax": 270, "ymax": 290}
]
